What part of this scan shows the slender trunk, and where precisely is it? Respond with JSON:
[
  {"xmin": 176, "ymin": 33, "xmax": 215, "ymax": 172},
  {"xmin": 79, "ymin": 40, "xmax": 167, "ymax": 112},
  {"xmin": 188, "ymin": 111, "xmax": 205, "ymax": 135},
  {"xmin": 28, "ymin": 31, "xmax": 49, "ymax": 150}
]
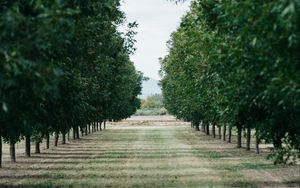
[
  {"xmin": 218, "ymin": 127, "xmax": 221, "ymax": 139},
  {"xmin": 67, "ymin": 131, "xmax": 70, "ymax": 141},
  {"xmin": 228, "ymin": 126, "xmax": 232, "ymax": 143},
  {"xmin": 237, "ymin": 126, "xmax": 242, "ymax": 148},
  {"xmin": 76, "ymin": 126, "xmax": 80, "ymax": 139},
  {"xmin": 35, "ymin": 142, "xmax": 40, "ymax": 154},
  {"xmin": 85, "ymin": 125, "xmax": 88, "ymax": 136},
  {"xmin": 81, "ymin": 127, "xmax": 84, "ymax": 137},
  {"xmin": 273, "ymin": 138, "xmax": 282, "ymax": 149},
  {"xmin": 246, "ymin": 127, "xmax": 251, "ymax": 151},
  {"xmin": 255, "ymin": 129, "xmax": 260, "ymax": 154},
  {"xmin": 104, "ymin": 121, "xmax": 106, "ymax": 129},
  {"xmin": 0, "ymin": 134, "xmax": 2, "ymax": 168},
  {"xmin": 206, "ymin": 123, "xmax": 210, "ymax": 135},
  {"xmin": 212, "ymin": 124, "xmax": 216, "ymax": 138},
  {"xmin": 62, "ymin": 133, "xmax": 66, "ymax": 144},
  {"xmin": 10, "ymin": 142, "xmax": 16, "ymax": 162},
  {"xmin": 223, "ymin": 125, "xmax": 227, "ymax": 141},
  {"xmin": 54, "ymin": 132, "xmax": 59, "ymax": 147},
  {"xmin": 201, "ymin": 122, "xmax": 205, "ymax": 132},
  {"xmin": 73, "ymin": 127, "xmax": 76, "ymax": 140},
  {"xmin": 88, "ymin": 124, "xmax": 91, "ymax": 134},
  {"xmin": 25, "ymin": 135, "xmax": 31, "ymax": 157},
  {"xmin": 195, "ymin": 122, "xmax": 200, "ymax": 131},
  {"xmin": 46, "ymin": 133, "xmax": 50, "ymax": 149},
  {"xmin": 100, "ymin": 122, "xmax": 102, "ymax": 131}
]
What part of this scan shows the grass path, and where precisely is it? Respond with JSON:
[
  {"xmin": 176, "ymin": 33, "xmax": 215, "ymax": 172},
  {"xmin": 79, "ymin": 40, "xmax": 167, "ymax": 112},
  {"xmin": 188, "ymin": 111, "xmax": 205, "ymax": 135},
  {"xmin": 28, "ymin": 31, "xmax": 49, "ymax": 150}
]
[{"xmin": 0, "ymin": 121, "xmax": 299, "ymax": 187}]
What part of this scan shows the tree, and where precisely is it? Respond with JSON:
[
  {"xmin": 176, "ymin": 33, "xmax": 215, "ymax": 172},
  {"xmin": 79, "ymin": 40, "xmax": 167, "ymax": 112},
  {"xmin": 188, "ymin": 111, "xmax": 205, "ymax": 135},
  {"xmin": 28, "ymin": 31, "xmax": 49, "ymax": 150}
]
[
  {"xmin": 0, "ymin": 0, "xmax": 142, "ymax": 167},
  {"xmin": 161, "ymin": 0, "xmax": 300, "ymax": 164}
]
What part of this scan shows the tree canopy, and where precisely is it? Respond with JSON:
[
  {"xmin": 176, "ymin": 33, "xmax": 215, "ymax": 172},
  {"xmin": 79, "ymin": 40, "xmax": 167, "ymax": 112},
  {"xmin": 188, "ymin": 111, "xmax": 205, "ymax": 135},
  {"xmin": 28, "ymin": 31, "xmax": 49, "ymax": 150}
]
[
  {"xmin": 0, "ymin": 0, "xmax": 143, "ymax": 166},
  {"xmin": 160, "ymin": 0, "xmax": 300, "ymax": 164}
]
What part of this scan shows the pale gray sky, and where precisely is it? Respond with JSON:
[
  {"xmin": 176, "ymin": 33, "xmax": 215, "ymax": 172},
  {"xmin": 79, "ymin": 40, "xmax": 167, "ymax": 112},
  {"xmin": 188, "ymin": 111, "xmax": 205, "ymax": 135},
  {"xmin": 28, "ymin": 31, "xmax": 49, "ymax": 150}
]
[{"xmin": 121, "ymin": 0, "xmax": 191, "ymax": 80}]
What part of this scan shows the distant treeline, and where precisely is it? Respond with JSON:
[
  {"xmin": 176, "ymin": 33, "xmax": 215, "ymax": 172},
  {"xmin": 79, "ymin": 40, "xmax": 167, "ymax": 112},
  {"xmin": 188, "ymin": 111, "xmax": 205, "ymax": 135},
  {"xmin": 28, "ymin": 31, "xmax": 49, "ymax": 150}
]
[{"xmin": 135, "ymin": 94, "xmax": 168, "ymax": 116}]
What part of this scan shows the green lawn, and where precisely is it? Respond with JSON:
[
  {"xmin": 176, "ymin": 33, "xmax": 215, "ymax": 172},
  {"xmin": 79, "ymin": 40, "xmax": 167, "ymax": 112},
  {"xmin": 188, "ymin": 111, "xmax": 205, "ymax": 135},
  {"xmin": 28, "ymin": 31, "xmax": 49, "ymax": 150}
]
[{"xmin": 0, "ymin": 121, "xmax": 299, "ymax": 188}]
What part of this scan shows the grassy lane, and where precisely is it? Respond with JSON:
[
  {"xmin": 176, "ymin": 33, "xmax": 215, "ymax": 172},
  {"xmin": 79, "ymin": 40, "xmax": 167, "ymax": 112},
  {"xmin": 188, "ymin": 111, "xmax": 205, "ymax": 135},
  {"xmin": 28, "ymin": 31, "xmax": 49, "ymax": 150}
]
[{"xmin": 0, "ymin": 122, "xmax": 299, "ymax": 187}]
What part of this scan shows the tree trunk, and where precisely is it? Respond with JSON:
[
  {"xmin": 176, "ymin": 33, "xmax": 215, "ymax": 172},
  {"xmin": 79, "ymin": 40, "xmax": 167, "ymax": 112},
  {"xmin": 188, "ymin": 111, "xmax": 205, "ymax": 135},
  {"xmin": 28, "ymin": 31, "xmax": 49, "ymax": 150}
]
[
  {"xmin": 256, "ymin": 131, "xmax": 260, "ymax": 154},
  {"xmin": 104, "ymin": 121, "xmax": 106, "ymax": 129},
  {"xmin": 46, "ymin": 133, "xmax": 50, "ymax": 149},
  {"xmin": 246, "ymin": 127, "xmax": 251, "ymax": 151},
  {"xmin": 81, "ymin": 127, "xmax": 84, "ymax": 137},
  {"xmin": 85, "ymin": 125, "xmax": 88, "ymax": 136},
  {"xmin": 195, "ymin": 122, "xmax": 200, "ymax": 131},
  {"xmin": 35, "ymin": 142, "xmax": 40, "ymax": 154},
  {"xmin": 228, "ymin": 126, "xmax": 232, "ymax": 143},
  {"xmin": 273, "ymin": 138, "xmax": 282, "ymax": 149},
  {"xmin": 237, "ymin": 126, "xmax": 242, "ymax": 148},
  {"xmin": 54, "ymin": 132, "xmax": 59, "ymax": 147},
  {"xmin": 76, "ymin": 126, "xmax": 80, "ymax": 139},
  {"xmin": 206, "ymin": 123, "xmax": 210, "ymax": 135},
  {"xmin": 212, "ymin": 124, "xmax": 216, "ymax": 138},
  {"xmin": 62, "ymin": 133, "xmax": 66, "ymax": 144},
  {"xmin": 25, "ymin": 135, "xmax": 31, "ymax": 157},
  {"xmin": 201, "ymin": 122, "xmax": 205, "ymax": 132},
  {"xmin": 67, "ymin": 131, "xmax": 70, "ymax": 141},
  {"xmin": 10, "ymin": 142, "xmax": 16, "ymax": 162},
  {"xmin": 100, "ymin": 122, "xmax": 102, "ymax": 131},
  {"xmin": 73, "ymin": 127, "xmax": 76, "ymax": 140},
  {"xmin": 223, "ymin": 125, "xmax": 227, "ymax": 141},
  {"xmin": 88, "ymin": 124, "xmax": 91, "ymax": 134},
  {"xmin": 0, "ymin": 134, "xmax": 2, "ymax": 168},
  {"xmin": 218, "ymin": 127, "xmax": 221, "ymax": 139}
]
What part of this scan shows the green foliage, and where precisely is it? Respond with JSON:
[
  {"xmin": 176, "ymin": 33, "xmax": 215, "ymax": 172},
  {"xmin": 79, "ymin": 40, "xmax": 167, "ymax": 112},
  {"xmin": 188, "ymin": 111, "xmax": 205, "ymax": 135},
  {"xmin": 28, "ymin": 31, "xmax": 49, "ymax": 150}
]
[
  {"xmin": 135, "ymin": 108, "xmax": 168, "ymax": 116},
  {"xmin": 141, "ymin": 94, "xmax": 164, "ymax": 109},
  {"xmin": 161, "ymin": 0, "xmax": 300, "ymax": 163},
  {"xmin": 0, "ymin": 0, "xmax": 142, "ymax": 157},
  {"xmin": 136, "ymin": 94, "xmax": 168, "ymax": 116}
]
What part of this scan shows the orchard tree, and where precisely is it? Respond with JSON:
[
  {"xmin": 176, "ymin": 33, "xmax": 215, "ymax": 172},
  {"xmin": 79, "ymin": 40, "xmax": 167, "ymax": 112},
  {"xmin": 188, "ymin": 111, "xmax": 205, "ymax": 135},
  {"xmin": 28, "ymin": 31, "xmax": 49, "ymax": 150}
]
[
  {"xmin": 161, "ymin": 0, "xmax": 300, "ymax": 164},
  {"xmin": 0, "ymin": 0, "xmax": 142, "ymax": 167}
]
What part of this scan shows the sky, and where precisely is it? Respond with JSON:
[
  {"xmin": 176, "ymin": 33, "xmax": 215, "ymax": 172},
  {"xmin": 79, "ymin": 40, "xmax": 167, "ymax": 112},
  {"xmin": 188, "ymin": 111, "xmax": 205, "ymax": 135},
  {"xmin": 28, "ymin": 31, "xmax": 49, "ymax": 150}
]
[{"xmin": 120, "ymin": 0, "xmax": 191, "ymax": 80}]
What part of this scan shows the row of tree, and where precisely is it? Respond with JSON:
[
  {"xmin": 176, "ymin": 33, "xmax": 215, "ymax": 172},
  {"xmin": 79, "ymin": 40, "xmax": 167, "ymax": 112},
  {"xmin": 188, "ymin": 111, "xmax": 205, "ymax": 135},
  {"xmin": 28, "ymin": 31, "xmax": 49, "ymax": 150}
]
[
  {"xmin": 161, "ymin": 0, "xmax": 299, "ymax": 164},
  {"xmin": 0, "ymin": 0, "xmax": 143, "ymax": 167}
]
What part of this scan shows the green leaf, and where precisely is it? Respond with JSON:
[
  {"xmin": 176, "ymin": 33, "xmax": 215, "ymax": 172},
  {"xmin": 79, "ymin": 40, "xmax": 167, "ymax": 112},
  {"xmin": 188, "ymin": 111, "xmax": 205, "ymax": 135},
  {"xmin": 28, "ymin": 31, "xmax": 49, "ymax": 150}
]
[
  {"xmin": 2, "ymin": 102, "xmax": 8, "ymax": 113},
  {"xmin": 251, "ymin": 37, "xmax": 257, "ymax": 46},
  {"xmin": 281, "ymin": 3, "xmax": 295, "ymax": 18}
]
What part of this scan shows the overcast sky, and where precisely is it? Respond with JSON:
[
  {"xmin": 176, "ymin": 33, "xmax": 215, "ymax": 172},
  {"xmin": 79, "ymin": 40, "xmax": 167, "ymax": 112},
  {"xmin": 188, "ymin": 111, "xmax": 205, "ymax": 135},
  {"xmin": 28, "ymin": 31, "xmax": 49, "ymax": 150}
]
[{"xmin": 120, "ymin": 0, "xmax": 191, "ymax": 80}]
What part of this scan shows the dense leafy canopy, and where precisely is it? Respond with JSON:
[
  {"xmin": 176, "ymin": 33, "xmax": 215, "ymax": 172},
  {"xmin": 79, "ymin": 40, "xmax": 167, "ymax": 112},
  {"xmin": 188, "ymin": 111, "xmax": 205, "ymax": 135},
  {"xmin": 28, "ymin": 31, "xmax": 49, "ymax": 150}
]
[
  {"xmin": 161, "ymin": 0, "xmax": 300, "ymax": 164},
  {"xmin": 0, "ymin": 0, "xmax": 142, "ymax": 166}
]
